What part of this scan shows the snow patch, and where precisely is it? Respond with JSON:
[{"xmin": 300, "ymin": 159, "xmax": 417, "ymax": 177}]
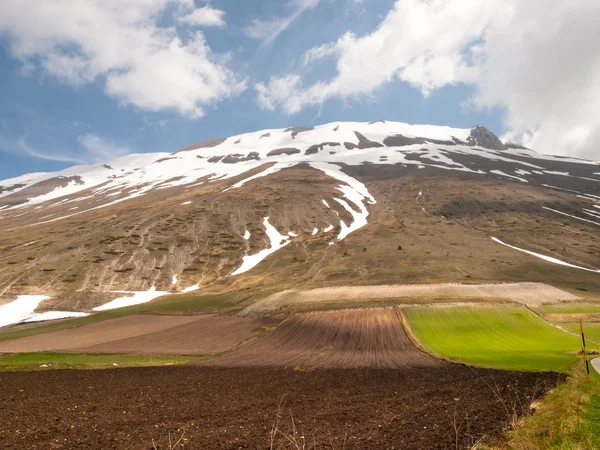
[
  {"xmin": 93, "ymin": 287, "xmax": 169, "ymax": 311},
  {"xmin": 0, "ymin": 295, "xmax": 51, "ymax": 328},
  {"xmin": 490, "ymin": 170, "xmax": 528, "ymax": 182},
  {"xmin": 24, "ymin": 311, "xmax": 89, "ymax": 323},
  {"xmin": 232, "ymin": 217, "xmax": 292, "ymax": 276},
  {"xmin": 172, "ymin": 275, "xmax": 178, "ymax": 285},
  {"xmin": 491, "ymin": 237, "xmax": 600, "ymax": 273},
  {"xmin": 322, "ymin": 199, "xmax": 330, "ymax": 208},
  {"xmin": 543, "ymin": 207, "xmax": 600, "ymax": 227},
  {"xmin": 244, "ymin": 230, "xmax": 251, "ymax": 240},
  {"xmin": 312, "ymin": 227, "xmax": 318, "ymax": 236},
  {"xmin": 324, "ymin": 225, "xmax": 334, "ymax": 232},
  {"xmin": 182, "ymin": 284, "xmax": 199, "ymax": 293},
  {"xmin": 181, "ymin": 201, "xmax": 192, "ymax": 205}
]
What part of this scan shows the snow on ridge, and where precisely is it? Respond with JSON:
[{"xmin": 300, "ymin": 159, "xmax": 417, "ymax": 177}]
[
  {"xmin": 92, "ymin": 287, "xmax": 169, "ymax": 311},
  {"xmin": 2, "ymin": 120, "xmax": 598, "ymax": 220},
  {"xmin": 491, "ymin": 237, "xmax": 600, "ymax": 273},
  {"xmin": 232, "ymin": 217, "xmax": 293, "ymax": 276}
]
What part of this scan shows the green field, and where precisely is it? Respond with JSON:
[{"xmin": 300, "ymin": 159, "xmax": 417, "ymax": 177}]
[
  {"xmin": 562, "ymin": 322, "xmax": 600, "ymax": 345},
  {"xmin": 534, "ymin": 302, "xmax": 600, "ymax": 315},
  {"xmin": 0, "ymin": 292, "xmax": 241, "ymax": 343},
  {"xmin": 0, "ymin": 353, "xmax": 201, "ymax": 371},
  {"xmin": 403, "ymin": 305, "xmax": 586, "ymax": 372}
]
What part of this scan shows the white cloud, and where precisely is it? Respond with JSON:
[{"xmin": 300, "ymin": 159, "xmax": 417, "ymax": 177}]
[
  {"xmin": 178, "ymin": 5, "xmax": 226, "ymax": 27},
  {"xmin": 0, "ymin": 134, "xmax": 82, "ymax": 164},
  {"xmin": 246, "ymin": 0, "xmax": 322, "ymax": 45},
  {"xmin": 0, "ymin": 0, "xmax": 245, "ymax": 118},
  {"xmin": 256, "ymin": 0, "xmax": 600, "ymax": 159},
  {"xmin": 0, "ymin": 132, "xmax": 135, "ymax": 164},
  {"xmin": 77, "ymin": 134, "xmax": 132, "ymax": 163}
]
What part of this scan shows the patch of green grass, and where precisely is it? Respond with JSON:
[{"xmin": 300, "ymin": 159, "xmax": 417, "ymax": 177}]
[
  {"xmin": 562, "ymin": 322, "xmax": 600, "ymax": 345},
  {"xmin": 403, "ymin": 304, "xmax": 587, "ymax": 372},
  {"xmin": 0, "ymin": 352, "xmax": 200, "ymax": 371},
  {"xmin": 534, "ymin": 303, "xmax": 600, "ymax": 315},
  {"xmin": 507, "ymin": 361, "xmax": 600, "ymax": 450},
  {"xmin": 0, "ymin": 292, "xmax": 241, "ymax": 343}
]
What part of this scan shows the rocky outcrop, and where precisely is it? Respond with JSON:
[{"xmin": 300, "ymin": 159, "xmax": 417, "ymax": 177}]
[
  {"xmin": 267, "ymin": 148, "xmax": 301, "ymax": 157},
  {"xmin": 467, "ymin": 125, "xmax": 507, "ymax": 150}
]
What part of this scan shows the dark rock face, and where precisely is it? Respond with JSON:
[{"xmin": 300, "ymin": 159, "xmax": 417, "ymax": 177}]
[
  {"xmin": 305, "ymin": 142, "xmax": 340, "ymax": 155},
  {"xmin": 284, "ymin": 127, "xmax": 315, "ymax": 139},
  {"xmin": 505, "ymin": 142, "xmax": 530, "ymax": 150},
  {"xmin": 345, "ymin": 132, "xmax": 384, "ymax": 150},
  {"xmin": 383, "ymin": 135, "xmax": 457, "ymax": 147},
  {"xmin": 267, "ymin": 148, "xmax": 301, "ymax": 157},
  {"xmin": 260, "ymin": 133, "xmax": 271, "ymax": 139},
  {"xmin": 154, "ymin": 157, "xmax": 178, "ymax": 164},
  {"xmin": 221, "ymin": 152, "xmax": 261, "ymax": 164},
  {"xmin": 467, "ymin": 126, "xmax": 507, "ymax": 150},
  {"xmin": 0, "ymin": 183, "xmax": 26, "ymax": 195}
]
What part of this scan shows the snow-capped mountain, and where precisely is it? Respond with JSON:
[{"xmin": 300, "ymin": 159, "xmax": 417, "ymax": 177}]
[{"xmin": 0, "ymin": 121, "xmax": 599, "ymax": 326}]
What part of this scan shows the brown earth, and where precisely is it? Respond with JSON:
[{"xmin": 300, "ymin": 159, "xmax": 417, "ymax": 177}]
[
  {"xmin": 0, "ymin": 315, "xmax": 276, "ymax": 355},
  {"xmin": 0, "ymin": 365, "xmax": 561, "ymax": 450},
  {"xmin": 77, "ymin": 315, "xmax": 279, "ymax": 355},
  {"xmin": 1, "ymin": 166, "xmax": 599, "ymax": 312},
  {"xmin": 209, "ymin": 308, "xmax": 439, "ymax": 369}
]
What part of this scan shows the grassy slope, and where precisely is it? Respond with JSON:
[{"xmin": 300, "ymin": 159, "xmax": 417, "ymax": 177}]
[
  {"xmin": 534, "ymin": 303, "xmax": 600, "ymax": 315},
  {"xmin": 0, "ymin": 353, "xmax": 201, "ymax": 371},
  {"xmin": 402, "ymin": 304, "xmax": 584, "ymax": 372},
  {"xmin": 0, "ymin": 292, "xmax": 238, "ymax": 343},
  {"xmin": 507, "ymin": 361, "xmax": 600, "ymax": 450},
  {"xmin": 562, "ymin": 322, "xmax": 600, "ymax": 345}
]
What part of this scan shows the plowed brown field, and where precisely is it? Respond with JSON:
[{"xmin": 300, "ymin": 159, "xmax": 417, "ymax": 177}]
[
  {"xmin": 77, "ymin": 315, "xmax": 278, "ymax": 355},
  {"xmin": 0, "ymin": 315, "xmax": 278, "ymax": 355},
  {"xmin": 209, "ymin": 308, "xmax": 439, "ymax": 368},
  {"xmin": 0, "ymin": 366, "xmax": 561, "ymax": 450}
]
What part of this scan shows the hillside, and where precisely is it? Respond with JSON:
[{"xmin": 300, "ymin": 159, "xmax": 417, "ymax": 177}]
[{"xmin": 0, "ymin": 121, "xmax": 599, "ymax": 325}]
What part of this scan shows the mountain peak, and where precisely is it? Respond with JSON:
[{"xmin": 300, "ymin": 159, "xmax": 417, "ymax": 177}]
[{"xmin": 467, "ymin": 125, "xmax": 507, "ymax": 150}]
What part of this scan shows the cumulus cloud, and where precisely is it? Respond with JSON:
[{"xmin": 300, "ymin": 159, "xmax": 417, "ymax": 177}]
[
  {"xmin": 246, "ymin": 0, "xmax": 322, "ymax": 45},
  {"xmin": 178, "ymin": 5, "xmax": 226, "ymax": 27},
  {"xmin": 0, "ymin": 0, "xmax": 245, "ymax": 118},
  {"xmin": 256, "ymin": 0, "xmax": 600, "ymax": 159}
]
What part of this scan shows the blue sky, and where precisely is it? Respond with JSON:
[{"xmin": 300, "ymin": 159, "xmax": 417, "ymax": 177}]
[{"xmin": 0, "ymin": 0, "xmax": 598, "ymax": 180}]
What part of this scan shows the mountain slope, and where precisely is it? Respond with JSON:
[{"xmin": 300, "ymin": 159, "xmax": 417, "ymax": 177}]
[{"xmin": 0, "ymin": 121, "xmax": 598, "ymax": 323}]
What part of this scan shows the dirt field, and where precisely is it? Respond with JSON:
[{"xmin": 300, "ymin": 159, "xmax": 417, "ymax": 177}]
[
  {"xmin": 209, "ymin": 308, "xmax": 439, "ymax": 368},
  {"xmin": 77, "ymin": 315, "xmax": 279, "ymax": 355},
  {"xmin": 0, "ymin": 365, "xmax": 560, "ymax": 450},
  {"xmin": 243, "ymin": 283, "xmax": 580, "ymax": 314},
  {"xmin": 0, "ymin": 314, "xmax": 277, "ymax": 355}
]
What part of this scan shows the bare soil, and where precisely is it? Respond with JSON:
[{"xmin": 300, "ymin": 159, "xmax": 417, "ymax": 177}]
[
  {"xmin": 77, "ymin": 315, "xmax": 279, "ymax": 355},
  {"xmin": 0, "ymin": 365, "xmax": 560, "ymax": 449},
  {"xmin": 0, "ymin": 315, "xmax": 276, "ymax": 355},
  {"xmin": 244, "ymin": 283, "xmax": 580, "ymax": 314},
  {"xmin": 209, "ymin": 308, "xmax": 440, "ymax": 368}
]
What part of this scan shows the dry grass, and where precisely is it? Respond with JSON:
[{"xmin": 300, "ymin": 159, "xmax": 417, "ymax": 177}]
[{"xmin": 243, "ymin": 283, "xmax": 579, "ymax": 314}]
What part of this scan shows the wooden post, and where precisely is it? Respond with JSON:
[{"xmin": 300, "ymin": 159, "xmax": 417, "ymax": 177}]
[{"xmin": 580, "ymin": 319, "xmax": 591, "ymax": 382}]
